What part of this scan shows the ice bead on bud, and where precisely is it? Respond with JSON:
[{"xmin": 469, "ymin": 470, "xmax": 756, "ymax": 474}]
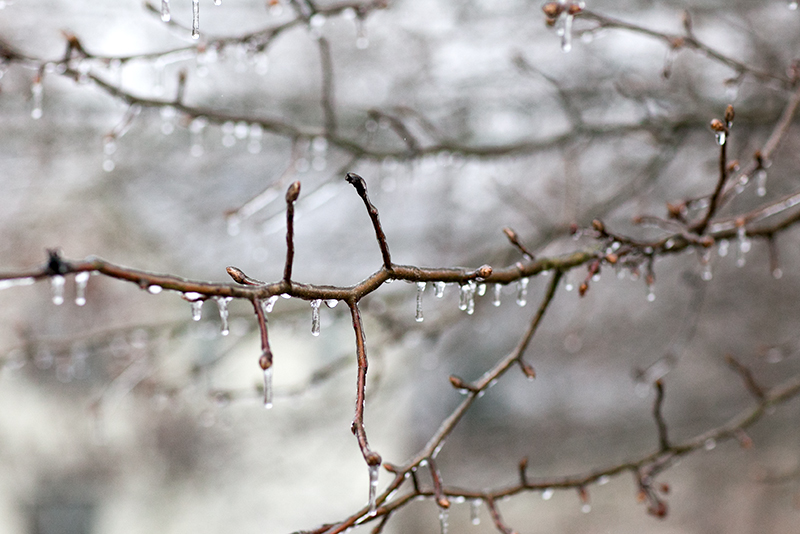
[
  {"xmin": 310, "ymin": 299, "xmax": 322, "ymax": 336},
  {"xmin": 516, "ymin": 277, "xmax": 529, "ymax": 306},
  {"xmin": 51, "ymin": 275, "xmax": 65, "ymax": 305},
  {"xmin": 367, "ymin": 463, "xmax": 379, "ymax": 515},
  {"xmin": 191, "ymin": 0, "xmax": 200, "ymax": 39},
  {"xmin": 74, "ymin": 271, "xmax": 90, "ymax": 306},
  {"xmin": 415, "ymin": 281, "xmax": 425, "ymax": 322},
  {"xmin": 215, "ymin": 296, "xmax": 232, "ymax": 336},
  {"xmin": 160, "ymin": 0, "xmax": 170, "ymax": 21}
]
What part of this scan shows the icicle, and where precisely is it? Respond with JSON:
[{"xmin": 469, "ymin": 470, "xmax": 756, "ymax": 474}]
[
  {"xmin": 248, "ymin": 123, "xmax": 263, "ymax": 154},
  {"xmin": 263, "ymin": 366, "xmax": 273, "ymax": 409},
  {"xmin": 714, "ymin": 130, "xmax": 726, "ymax": 146},
  {"xmin": 458, "ymin": 281, "xmax": 476, "ymax": 315},
  {"xmin": 415, "ymin": 281, "xmax": 425, "ymax": 322},
  {"xmin": 51, "ymin": 275, "xmax": 65, "ymax": 305},
  {"xmin": 191, "ymin": 0, "xmax": 200, "ymax": 39},
  {"xmin": 492, "ymin": 283, "xmax": 502, "ymax": 307},
  {"xmin": 736, "ymin": 225, "xmax": 750, "ymax": 267},
  {"xmin": 261, "ymin": 295, "xmax": 279, "ymax": 315},
  {"xmin": 355, "ymin": 16, "xmax": 369, "ymax": 49},
  {"xmin": 477, "ymin": 283, "xmax": 486, "ymax": 297},
  {"xmin": 160, "ymin": 0, "xmax": 170, "ymax": 22},
  {"xmin": 646, "ymin": 284, "xmax": 656, "ymax": 302},
  {"xmin": 516, "ymin": 277, "xmax": 529, "ymax": 307},
  {"xmin": 434, "ymin": 281, "xmax": 446, "ymax": 298},
  {"xmin": 542, "ymin": 488, "xmax": 554, "ymax": 500},
  {"xmin": 561, "ymin": 13, "xmax": 574, "ymax": 52},
  {"xmin": 215, "ymin": 296, "xmax": 232, "ymax": 336},
  {"xmin": 325, "ymin": 299, "xmax": 338, "ymax": 308},
  {"xmin": 191, "ymin": 299, "xmax": 203, "ymax": 321},
  {"xmin": 755, "ymin": 168, "xmax": 767, "ymax": 197},
  {"xmin": 310, "ymin": 299, "xmax": 322, "ymax": 336},
  {"xmin": 718, "ymin": 239, "xmax": 729, "ymax": 257},
  {"xmin": 74, "ymin": 271, "xmax": 90, "ymax": 306},
  {"xmin": 221, "ymin": 121, "xmax": 236, "ymax": 147},
  {"xmin": 102, "ymin": 135, "xmax": 117, "ymax": 172},
  {"xmin": 367, "ymin": 463, "xmax": 379, "ymax": 515},
  {"xmin": 214, "ymin": 0, "xmax": 221, "ymax": 5},
  {"xmin": 700, "ymin": 249, "xmax": 712, "ymax": 281},
  {"xmin": 31, "ymin": 74, "xmax": 43, "ymax": 120},
  {"xmin": 470, "ymin": 499, "xmax": 481, "ymax": 525},
  {"xmin": 438, "ymin": 508, "xmax": 449, "ymax": 534},
  {"xmin": 189, "ymin": 116, "xmax": 207, "ymax": 157},
  {"xmin": 160, "ymin": 106, "xmax": 176, "ymax": 135},
  {"xmin": 662, "ymin": 47, "xmax": 676, "ymax": 79}
]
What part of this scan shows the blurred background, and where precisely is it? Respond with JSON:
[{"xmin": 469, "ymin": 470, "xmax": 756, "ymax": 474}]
[{"xmin": 1, "ymin": 0, "xmax": 800, "ymax": 532}]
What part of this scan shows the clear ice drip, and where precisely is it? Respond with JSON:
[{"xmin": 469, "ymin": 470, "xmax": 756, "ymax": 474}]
[
  {"xmin": 756, "ymin": 169, "xmax": 767, "ymax": 197},
  {"xmin": 263, "ymin": 366, "xmax": 273, "ymax": 409},
  {"xmin": 74, "ymin": 271, "xmax": 90, "ymax": 306},
  {"xmin": 189, "ymin": 116, "xmax": 207, "ymax": 157},
  {"xmin": 470, "ymin": 499, "xmax": 481, "ymax": 525},
  {"xmin": 561, "ymin": 13, "xmax": 574, "ymax": 52},
  {"xmin": 31, "ymin": 75, "xmax": 43, "ymax": 119},
  {"xmin": 438, "ymin": 508, "xmax": 449, "ymax": 534},
  {"xmin": 715, "ymin": 131, "xmax": 726, "ymax": 146},
  {"xmin": 492, "ymin": 283, "xmax": 502, "ymax": 307},
  {"xmin": 367, "ymin": 463, "xmax": 379, "ymax": 515},
  {"xmin": 736, "ymin": 225, "xmax": 750, "ymax": 267},
  {"xmin": 311, "ymin": 299, "xmax": 322, "ymax": 336},
  {"xmin": 160, "ymin": 0, "xmax": 170, "ymax": 21},
  {"xmin": 261, "ymin": 295, "xmax": 279, "ymax": 315},
  {"xmin": 434, "ymin": 281, "xmax": 446, "ymax": 298},
  {"xmin": 215, "ymin": 296, "xmax": 232, "ymax": 335},
  {"xmin": 191, "ymin": 299, "xmax": 203, "ymax": 321},
  {"xmin": 51, "ymin": 275, "xmax": 65, "ymax": 305},
  {"xmin": 191, "ymin": 0, "xmax": 200, "ymax": 39},
  {"xmin": 415, "ymin": 281, "xmax": 425, "ymax": 322},
  {"xmin": 516, "ymin": 277, "xmax": 529, "ymax": 306},
  {"xmin": 458, "ymin": 281, "xmax": 476, "ymax": 315}
]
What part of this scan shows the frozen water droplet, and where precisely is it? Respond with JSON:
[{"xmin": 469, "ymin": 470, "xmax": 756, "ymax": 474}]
[
  {"xmin": 415, "ymin": 281, "xmax": 425, "ymax": 322},
  {"xmin": 261, "ymin": 295, "xmax": 279, "ymax": 314},
  {"xmin": 191, "ymin": 0, "xmax": 200, "ymax": 39},
  {"xmin": 438, "ymin": 508, "xmax": 449, "ymax": 534},
  {"xmin": 74, "ymin": 271, "xmax": 90, "ymax": 306},
  {"xmin": 715, "ymin": 131, "xmax": 726, "ymax": 146},
  {"xmin": 191, "ymin": 299, "xmax": 203, "ymax": 321},
  {"xmin": 789, "ymin": 0, "xmax": 798, "ymax": 10},
  {"xmin": 248, "ymin": 123, "xmax": 263, "ymax": 154},
  {"xmin": 0, "ymin": 277, "xmax": 35, "ymax": 291},
  {"xmin": 755, "ymin": 168, "xmax": 767, "ymax": 197},
  {"xmin": 214, "ymin": 0, "xmax": 221, "ymax": 5},
  {"xmin": 773, "ymin": 267, "xmax": 783, "ymax": 279},
  {"xmin": 516, "ymin": 278, "xmax": 529, "ymax": 306},
  {"xmin": 311, "ymin": 299, "xmax": 322, "ymax": 336},
  {"xmin": 581, "ymin": 503, "xmax": 592, "ymax": 514},
  {"xmin": 459, "ymin": 281, "xmax": 476, "ymax": 314},
  {"xmin": 736, "ymin": 226, "xmax": 750, "ymax": 267},
  {"xmin": 263, "ymin": 366, "xmax": 273, "ymax": 409},
  {"xmin": 325, "ymin": 299, "xmax": 338, "ymax": 308},
  {"xmin": 434, "ymin": 281, "xmax": 446, "ymax": 298},
  {"xmin": 646, "ymin": 285, "xmax": 656, "ymax": 302},
  {"xmin": 147, "ymin": 284, "xmax": 162, "ymax": 294},
  {"xmin": 561, "ymin": 13, "xmax": 574, "ymax": 52},
  {"xmin": 718, "ymin": 239, "xmax": 729, "ymax": 257},
  {"xmin": 542, "ymin": 488, "xmax": 554, "ymax": 500},
  {"xmin": 234, "ymin": 121, "xmax": 249, "ymax": 139},
  {"xmin": 492, "ymin": 283, "xmax": 502, "ymax": 307},
  {"xmin": 189, "ymin": 116, "xmax": 207, "ymax": 157},
  {"xmin": 215, "ymin": 296, "xmax": 232, "ymax": 335},
  {"xmin": 160, "ymin": 0, "xmax": 170, "ymax": 21},
  {"xmin": 221, "ymin": 121, "xmax": 236, "ymax": 147},
  {"xmin": 102, "ymin": 136, "xmax": 116, "ymax": 172},
  {"xmin": 31, "ymin": 75, "xmax": 43, "ymax": 119},
  {"xmin": 704, "ymin": 438, "xmax": 716, "ymax": 451},
  {"xmin": 598, "ymin": 475, "xmax": 610, "ymax": 485},
  {"xmin": 700, "ymin": 249, "xmax": 713, "ymax": 281},
  {"xmin": 592, "ymin": 273, "xmax": 601, "ymax": 282},
  {"xmin": 367, "ymin": 463, "xmax": 379, "ymax": 515},
  {"xmin": 51, "ymin": 275, "xmax": 65, "ymax": 305},
  {"xmin": 477, "ymin": 283, "xmax": 486, "ymax": 297},
  {"xmin": 470, "ymin": 499, "xmax": 481, "ymax": 525}
]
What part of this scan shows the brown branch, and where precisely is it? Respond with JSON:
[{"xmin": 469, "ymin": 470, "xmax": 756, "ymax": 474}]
[
  {"xmin": 485, "ymin": 497, "xmax": 515, "ymax": 534},
  {"xmin": 347, "ymin": 300, "xmax": 381, "ymax": 468},
  {"xmin": 502, "ymin": 227, "xmax": 534, "ymax": 260},
  {"xmin": 653, "ymin": 380, "xmax": 670, "ymax": 452},
  {"xmin": 346, "ymin": 173, "xmax": 392, "ymax": 271},
  {"xmin": 724, "ymin": 354, "xmax": 766, "ymax": 400},
  {"xmin": 284, "ymin": 181, "xmax": 301, "ymax": 284},
  {"xmin": 318, "ymin": 36, "xmax": 337, "ymax": 135},
  {"xmin": 428, "ymin": 458, "xmax": 450, "ymax": 509}
]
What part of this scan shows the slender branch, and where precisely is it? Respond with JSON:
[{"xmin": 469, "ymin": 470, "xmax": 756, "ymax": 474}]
[
  {"xmin": 724, "ymin": 354, "xmax": 766, "ymax": 400},
  {"xmin": 347, "ymin": 300, "xmax": 381, "ymax": 467},
  {"xmin": 346, "ymin": 173, "xmax": 392, "ymax": 271},
  {"xmin": 284, "ymin": 181, "xmax": 301, "ymax": 284},
  {"xmin": 653, "ymin": 380, "xmax": 670, "ymax": 452},
  {"xmin": 318, "ymin": 36, "xmax": 337, "ymax": 135}
]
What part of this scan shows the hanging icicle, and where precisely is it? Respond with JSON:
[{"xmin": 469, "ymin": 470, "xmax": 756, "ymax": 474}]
[
  {"xmin": 51, "ymin": 275, "xmax": 65, "ymax": 305},
  {"xmin": 434, "ymin": 281, "xmax": 446, "ymax": 298},
  {"xmin": 492, "ymin": 283, "xmax": 502, "ymax": 307},
  {"xmin": 74, "ymin": 271, "xmax": 90, "ymax": 306},
  {"xmin": 367, "ymin": 463, "xmax": 379, "ymax": 515},
  {"xmin": 191, "ymin": 0, "xmax": 200, "ymax": 39},
  {"xmin": 215, "ymin": 296, "xmax": 232, "ymax": 336},
  {"xmin": 160, "ymin": 0, "xmax": 171, "ymax": 21},
  {"xmin": 31, "ymin": 73, "xmax": 43, "ymax": 120},
  {"xmin": 516, "ymin": 277, "xmax": 529, "ymax": 306},
  {"xmin": 415, "ymin": 281, "xmax": 425, "ymax": 322},
  {"xmin": 310, "ymin": 299, "xmax": 322, "ymax": 336}
]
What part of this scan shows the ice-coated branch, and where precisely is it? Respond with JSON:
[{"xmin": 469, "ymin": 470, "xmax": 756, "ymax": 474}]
[
  {"xmin": 284, "ymin": 181, "xmax": 301, "ymax": 284},
  {"xmin": 653, "ymin": 380, "xmax": 670, "ymax": 452},
  {"xmin": 346, "ymin": 173, "xmax": 393, "ymax": 271},
  {"xmin": 347, "ymin": 300, "xmax": 381, "ymax": 468}
]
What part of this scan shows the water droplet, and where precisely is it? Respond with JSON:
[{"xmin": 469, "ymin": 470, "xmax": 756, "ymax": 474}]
[
  {"xmin": 311, "ymin": 299, "xmax": 322, "ymax": 336},
  {"xmin": 561, "ymin": 13, "xmax": 574, "ymax": 52},
  {"xmin": 215, "ymin": 296, "xmax": 232, "ymax": 335},
  {"xmin": 646, "ymin": 285, "xmax": 656, "ymax": 302},
  {"xmin": 476, "ymin": 283, "xmax": 486, "ymax": 297},
  {"xmin": 415, "ymin": 281, "xmax": 425, "ymax": 322},
  {"xmin": 263, "ymin": 366, "xmax": 273, "ymax": 409},
  {"xmin": 147, "ymin": 284, "xmax": 162, "ymax": 294},
  {"xmin": 736, "ymin": 225, "xmax": 750, "ymax": 267},
  {"xmin": 470, "ymin": 499, "xmax": 481, "ymax": 525},
  {"xmin": 51, "ymin": 275, "xmax": 65, "ymax": 305},
  {"xmin": 459, "ymin": 281, "xmax": 476, "ymax": 314},
  {"xmin": 191, "ymin": 0, "xmax": 200, "ymax": 39},
  {"xmin": 718, "ymin": 239, "xmax": 729, "ymax": 257},
  {"xmin": 492, "ymin": 283, "xmax": 502, "ymax": 307},
  {"xmin": 789, "ymin": 0, "xmax": 798, "ymax": 10},
  {"xmin": 234, "ymin": 121, "xmax": 249, "ymax": 139},
  {"xmin": 438, "ymin": 508, "xmax": 449, "ymax": 534},
  {"xmin": 31, "ymin": 75, "xmax": 43, "ymax": 119},
  {"xmin": 221, "ymin": 121, "xmax": 236, "ymax": 147},
  {"xmin": 581, "ymin": 503, "xmax": 592, "ymax": 513},
  {"xmin": 704, "ymin": 438, "xmax": 716, "ymax": 451},
  {"xmin": 160, "ymin": 0, "xmax": 170, "ymax": 21},
  {"xmin": 189, "ymin": 116, "xmax": 207, "ymax": 157},
  {"xmin": 715, "ymin": 131, "xmax": 726, "ymax": 146},
  {"xmin": 102, "ymin": 135, "xmax": 116, "ymax": 172},
  {"xmin": 516, "ymin": 277, "xmax": 529, "ymax": 306},
  {"xmin": 773, "ymin": 268, "xmax": 783, "ymax": 279},
  {"xmin": 191, "ymin": 300, "xmax": 203, "ymax": 321},
  {"xmin": 434, "ymin": 281, "xmax": 446, "ymax": 298},
  {"xmin": 542, "ymin": 488, "xmax": 554, "ymax": 500},
  {"xmin": 598, "ymin": 475, "xmax": 610, "ymax": 485},
  {"xmin": 74, "ymin": 271, "xmax": 90, "ymax": 306},
  {"xmin": 368, "ymin": 463, "xmax": 379, "ymax": 515},
  {"xmin": 160, "ymin": 105, "xmax": 176, "ymax": 135},
  {"xmin": 214, "ymin": 0, "xmax": 221, "ymax": 5},
  {"xmin": 325, "ymin": 299, "xmax": 338, "ymax": 308},
  {"xmin": 260, "ymin": 295, "xmax": 279, "ymax": 315},
  {"xmin": 755, "ymin": 168, "xmax": 767, "ymax": 197},
  {"xmin": 700, "ymin": 249, "xmax": 713, "ymax": 281},
  {"xmin": 248, "ymin": 123, "xmax": 263, "ymax": 154}
]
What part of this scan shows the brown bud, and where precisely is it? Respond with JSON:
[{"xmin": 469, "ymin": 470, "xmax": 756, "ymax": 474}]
[
  {"xmin": 725, "ymin": 104, "xmax": 735, "ymax": 125},
  {"xmin": 699, "ymin": 236, "xmax": 714, "ymax": 248},
  {"xmin": 636, "ymin": 490, "xmax": 647, "ymax": 503},
  {"xmin": 476, "ymin": 265, "xmax": 493, "ymax": 280},
  {"xmin": 591, "ymin": 219, "xmax": 605, "ymax": 233},
  {"xmin": 567, "ymin": 3, "xmax": 583, "ymax": 15},
  {"xmin": 542, "ymin": 2, "xmax": 563, "ymax": 18},
  {"xmin": 579, "ymin": 282, "xmax": 589, "ymax": 296},
  {"xmin": 449, "ymin": 375, "xmax": 472, "ymax": 391},
  {"xmin": 709, "ymin": 118, "xmax": 726, "ymax": 132},
  {"xmin": 727, "ymin": 160, "xmax": 740, "ymax": 173},
  {"xmin": 648, "ymin": 501, "xmax": 668, "ymax": 518},
  {"xmin": 519, "ymin": 360, "xmax": 536, "ymax": 379},
  {"xmin": 569, "ymin": 222, "xmax": 579, "ymax": 235},
  {"xmin": 365, "ymin": 451, "xmax": 382, "ymax": 467},
  {"xmin": 226, "ymin": 266, "xmax": 247, "ymax": 284},
  {"xmin": 503, "ymin": 227, "xmax": 517, "ymax": 240},
  {"xmin": 259, "ymin": 352, "xmax": 272, "ymax": 370},
  {"xmin": 285, "ymin": 181, "xmax": 301, "ymax": 203},
  {"xmin": 669, "ymin": 36, "xmax": 685, "ymax": 49},
  {"xmin": 659, "ymin": 483, "xmax": 670, "ymax": 494},
  {"xmin": 605, "ymin": 253, "xmax": 618, "ymax": 264},
  {"xmin": 666, "ymin": 202, "xmax": 683, "ymax": 218},
  {"xmin": 437, "ymin": 496, "xmax": 451, "ymax": 509}
]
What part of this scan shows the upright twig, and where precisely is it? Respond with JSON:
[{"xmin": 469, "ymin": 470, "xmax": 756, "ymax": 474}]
[
  {"xmin": 284, "ymin": 181, "xmax": 301, "ymax": 284},
  {"xmin": 346, "ymin": 173, "xmax": 392, "ymax": 271}
]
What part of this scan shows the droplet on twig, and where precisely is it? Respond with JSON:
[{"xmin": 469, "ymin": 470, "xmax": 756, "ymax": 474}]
[
  {"xmin": 215, "ymin": 296, "xmax": 232, "ymax": 336},
  {"xmin": 736, "ymin": 225, "xmax": 750, "ymax": 267},
  {"xmin": 31, "ymin": 74, "xmax": 43, "ymax": 120},
  {"xmin": 310, "ymin": 299, "xmax": 322, "ymax": 336},
  {"xmin": 415, "ymin": 281, "xmax": 425, "ymax": 322},
  {"xmin": 434, "ymin": 281, "xmax": 446, "ymax": 298},
  {"xmin": 261, "ymin": 295, "xmax": 279, "ymax": 314},
  {"xmin": 191, "ymin": 299, "xmax": 203, "ymax": 321},
  {"xmin": 74, "ymin": 271, "xmax": 90, "ymax": 306},
  {"xmin": 516, "ymin": 278, "xmax": 529, "ymax": 306},
  {"xmin": 542, "ymin": 488, "xmax": 554, "ymax": 500},
  {"xmin": 51, "ymin": 275, "xmax": 65, "ymax": 305},
  {"xmin": 492, "ymin": 283, "xmax": 502, "ymax": 307},
  {"xmin": 368, "ymin": 463, "xmax": 379, "ymax": 515},
  {"xmin": 755, "ymin": 168, "xmax": 767, "ymax": 197},
  {"xmin": 458, "ymin": 281, "xmax": 476, "ymax": 314}
]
